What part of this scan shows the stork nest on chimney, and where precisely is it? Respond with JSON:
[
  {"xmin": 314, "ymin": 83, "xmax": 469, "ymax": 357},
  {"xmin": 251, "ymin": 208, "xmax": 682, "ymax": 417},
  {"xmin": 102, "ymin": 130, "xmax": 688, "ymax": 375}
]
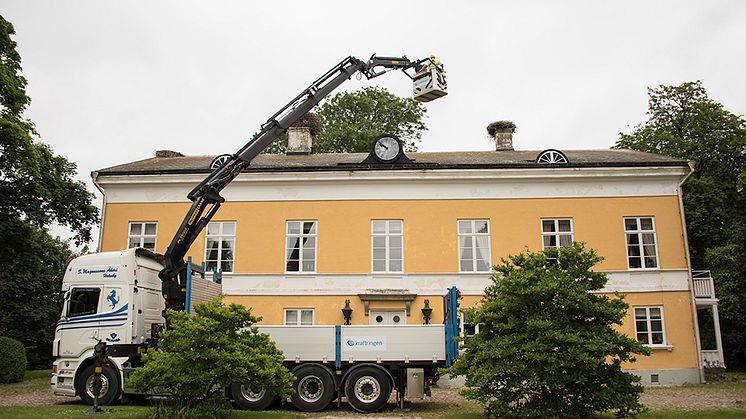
[
  {"xmin": 487, "ymin": 120, "xmax": 517, "ymax": 136},
  {"xmin": 291, "ymin": 112, "xmax": 322, "ymax": 137}
]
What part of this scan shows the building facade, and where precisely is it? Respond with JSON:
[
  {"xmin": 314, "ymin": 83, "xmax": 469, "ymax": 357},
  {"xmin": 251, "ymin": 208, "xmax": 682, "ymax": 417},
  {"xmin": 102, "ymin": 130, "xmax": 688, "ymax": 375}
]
[{"xmin": 93, "ymin": 133, "xmax": 720, "ymax": 385}]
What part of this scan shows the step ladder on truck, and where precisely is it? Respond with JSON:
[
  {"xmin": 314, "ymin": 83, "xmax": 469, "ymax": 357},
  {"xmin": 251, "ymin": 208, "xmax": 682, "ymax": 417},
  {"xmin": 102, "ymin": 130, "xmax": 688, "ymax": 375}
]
[{"xmin": 51, "ymin": 54, "xmax": 451, "ymax": 413}]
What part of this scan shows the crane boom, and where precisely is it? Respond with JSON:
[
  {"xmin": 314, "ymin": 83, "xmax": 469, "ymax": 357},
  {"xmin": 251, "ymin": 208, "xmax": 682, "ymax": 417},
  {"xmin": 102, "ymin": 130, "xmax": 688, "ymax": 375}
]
[{"xmin": 159, "ymin": 54, "xmax": 443, "ymax": 310}]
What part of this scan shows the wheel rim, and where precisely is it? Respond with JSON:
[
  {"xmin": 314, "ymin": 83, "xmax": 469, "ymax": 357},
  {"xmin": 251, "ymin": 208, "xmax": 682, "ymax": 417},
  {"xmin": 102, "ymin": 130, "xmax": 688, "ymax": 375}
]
[
  {"xmin": 240, "ymin": 385, "xmax": 266, "ymax": 402},
  {"xmin": 85, "ymin": 374, "xmax": 110, "ymax": 399},
  {"xmin": 354, "ymin": 376, "xmax": 380, "ymax": 404},
  {"xmin": 298, "ymin": 375, "xmax": 324, "ymax": 403}
]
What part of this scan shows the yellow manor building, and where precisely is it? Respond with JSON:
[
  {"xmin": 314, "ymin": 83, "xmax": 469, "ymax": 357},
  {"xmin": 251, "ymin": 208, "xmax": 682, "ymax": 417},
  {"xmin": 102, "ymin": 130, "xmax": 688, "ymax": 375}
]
[{"xmin": 93, "ymin": 128, "xmax": 723, "ymax": 386}]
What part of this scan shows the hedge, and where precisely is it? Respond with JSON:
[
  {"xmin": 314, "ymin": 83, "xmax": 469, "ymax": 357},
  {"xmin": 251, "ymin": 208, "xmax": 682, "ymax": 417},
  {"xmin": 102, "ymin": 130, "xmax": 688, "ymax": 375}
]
[{"xmin": 0, "ymin": 336, "xmax": 27, "ymax": 383}]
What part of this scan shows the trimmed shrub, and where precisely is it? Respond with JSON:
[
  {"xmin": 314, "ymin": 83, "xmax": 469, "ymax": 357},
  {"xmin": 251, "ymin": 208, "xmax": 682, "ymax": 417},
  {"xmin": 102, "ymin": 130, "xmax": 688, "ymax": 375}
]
[{"xmin": 0, "ymin": 336, "xmax": 27, "ymax": 383}]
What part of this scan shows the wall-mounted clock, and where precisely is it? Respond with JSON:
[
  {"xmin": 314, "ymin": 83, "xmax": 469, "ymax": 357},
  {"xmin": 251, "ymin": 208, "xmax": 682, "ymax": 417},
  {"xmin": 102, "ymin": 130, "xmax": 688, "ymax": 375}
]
[{"xmin": 373, "ymin": 135, "xmax": 402, "ymax": 163}]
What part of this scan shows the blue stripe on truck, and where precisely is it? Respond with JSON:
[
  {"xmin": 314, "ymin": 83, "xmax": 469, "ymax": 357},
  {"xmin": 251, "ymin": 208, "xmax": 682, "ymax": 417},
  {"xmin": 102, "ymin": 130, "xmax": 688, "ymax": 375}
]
[
  {"xmin": 335, "ymin": 325, "xmax": 341, "ymax": 369},
  {"xmin": 57, "ymin": 304, "xmax": 128, "ymax": 325}
]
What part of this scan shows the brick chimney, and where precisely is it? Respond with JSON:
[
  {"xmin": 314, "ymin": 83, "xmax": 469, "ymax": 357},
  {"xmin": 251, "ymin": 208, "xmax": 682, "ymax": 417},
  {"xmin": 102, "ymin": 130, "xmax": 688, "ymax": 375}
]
[
  {"xmin": 486, "ymin": 121, "xmax": 516, "ymax": 151},
  {"xmin": 287, "ymin": 126, "xmax": 312, "ymax": 155}
]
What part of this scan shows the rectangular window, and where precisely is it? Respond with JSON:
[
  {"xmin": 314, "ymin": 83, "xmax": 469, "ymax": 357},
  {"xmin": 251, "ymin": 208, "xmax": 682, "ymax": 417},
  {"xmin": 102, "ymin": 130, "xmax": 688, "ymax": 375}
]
[
  {"xmin": 128, "ymin": 222, "xmax": 157, "ymax": 250},
  {"xmin": 205, "ymin": 221, "xmax": 235, "ymax": 273},
  {"xmin": 458, "ymin": 220, "xmax": 491, "ymax": 272},
  {"xmin": 634, "ymin": 306, "xmax": 666, "ymax": 346},
  {"xmin": 371, "ymin": 220, "xmax": 403, "ymax": 273},
  {"xmin": 624, "ymin": 217, "xmax": 658, "ymax": 269},
  {"xmin": 284, "ymin": 309, "xmax": 314, "ymax": 326},
  {"xmin": 286, "ymin": 221, "xmax": 317, "ymax": 273},
  {"xmin": 460, "ymin": 311, "xmax": 482, "ymax": 338},
  {"xmin": 541, "ymin": 218, "xmax": 573, "ymax": 250},
  {"xmin": 68, "ymin": 288, "xmax": 101, "ymax": 318}
]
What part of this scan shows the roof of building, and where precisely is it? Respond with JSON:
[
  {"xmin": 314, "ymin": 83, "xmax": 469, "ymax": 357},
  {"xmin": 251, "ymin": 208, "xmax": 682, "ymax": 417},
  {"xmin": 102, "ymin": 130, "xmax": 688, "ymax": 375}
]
[{"xmin": 95, "ymin": 149, "xmax": 688, "ymax": 176}]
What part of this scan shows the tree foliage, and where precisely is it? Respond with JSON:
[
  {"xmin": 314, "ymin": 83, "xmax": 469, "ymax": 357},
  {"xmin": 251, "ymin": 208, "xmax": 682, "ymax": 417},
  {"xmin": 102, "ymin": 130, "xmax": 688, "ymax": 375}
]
[
  {"xmin": 0, "ymin": 15, "xmax": 99, "ymax": 368},
  {"xmin": 129, "ymin": 299, "xmax": 294, "ymax": 408},
  {"xmin": 263, "ymin": 86, "xmax": 427, "ymax": 154},
  {"xmin": 614, "ymin": 81, "xmax": 746, "ymax": 369},
  {"xmin": 446, "ymin": 243, "xmax": 649, "ymax": 418}
]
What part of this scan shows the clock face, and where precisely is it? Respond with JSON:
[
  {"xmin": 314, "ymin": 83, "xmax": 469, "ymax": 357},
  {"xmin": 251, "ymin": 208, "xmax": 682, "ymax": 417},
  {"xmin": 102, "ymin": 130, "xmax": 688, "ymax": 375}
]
[{"xmin": 374, "ymin": 136, "xmax": 401, "ymax": 162}]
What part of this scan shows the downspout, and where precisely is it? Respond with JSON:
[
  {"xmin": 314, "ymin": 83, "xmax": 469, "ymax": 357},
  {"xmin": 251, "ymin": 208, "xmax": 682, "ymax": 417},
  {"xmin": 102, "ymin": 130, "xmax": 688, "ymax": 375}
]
[
  {"xmin": 677, "ymin": 161, "xmax": 704, "ymax": 382},
  {"xmin": 91, "ymin": 171, "xmax": 106, "ymax": 253}
]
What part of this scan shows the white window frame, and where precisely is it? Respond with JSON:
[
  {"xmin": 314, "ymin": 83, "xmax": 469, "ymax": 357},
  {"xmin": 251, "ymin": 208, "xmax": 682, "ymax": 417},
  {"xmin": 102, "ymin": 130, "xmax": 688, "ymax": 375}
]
[
  {"xmin": 371, "ymin": 220, "xmax": 404, "ymax": 273},
  {"xmin": 460, "ymin": 311, "xmax": 482, "ymax": 338},
  {"xmin": 285, "ymin": 220, "xmax": 318, "ymax": 273},
  {"xmin": 205, "ymin": 221, "xmax": 236, "ymax": 274},
  {"xmin": 284, "ymin": 308, "xmax": 315, "ymax": 326},
  {"xmin": 457, "ymin": 219, "xmax": 492, "ymax": 273},
  {"xmin": 633, "ymin": 306, "xmax": 667, "ymax": 347},
  {"xmin": 127, "ymin": 222, "xmax": 158, "ymax": 250},
  {"xmin": 540, "ymin": 218, "xmax": 574, "ymax": 250},
  {"xmin": 624, "ymin": 216, "xmax": 659, "ymax": 270}
]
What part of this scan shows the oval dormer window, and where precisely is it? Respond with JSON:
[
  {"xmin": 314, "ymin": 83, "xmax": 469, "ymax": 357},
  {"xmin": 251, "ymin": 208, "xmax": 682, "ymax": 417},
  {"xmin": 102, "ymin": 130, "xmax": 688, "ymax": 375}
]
[{"xmin": 536, "ymin": 149, "xmax": 568, "ymax": 164}]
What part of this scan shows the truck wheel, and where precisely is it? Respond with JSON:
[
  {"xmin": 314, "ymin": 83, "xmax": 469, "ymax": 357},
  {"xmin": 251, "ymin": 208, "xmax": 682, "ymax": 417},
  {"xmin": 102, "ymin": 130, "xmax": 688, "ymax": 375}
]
[
  {"xmin": 344, "ymin": 366, "xmax": 392, "ymax": 413},
  {"xmin": 230, "ymin": 383, "xmax": 275, "ymax": 410},
  {"xmin": 76, "ymin": 364, "xmax": 120, "ymax": 406},
  {"xmin": 290, "ymin": 365, "xmax": 335, "ymax": 412}
]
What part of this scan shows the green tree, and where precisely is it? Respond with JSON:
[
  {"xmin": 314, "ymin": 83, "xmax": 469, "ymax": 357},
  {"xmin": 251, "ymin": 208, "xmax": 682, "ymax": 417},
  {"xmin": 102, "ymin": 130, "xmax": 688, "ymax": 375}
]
[
  {"xmin": 446, "ymin": 243, "xmax": 649, "ymax": 418},
  {"xmin": 129, "ymin": 299, "xmax": 295, "ymax": 412},
  {"xmin": 263, "ymin": 86, "xmax": 427, "ymax": 154},
  {"xmin": 0, "ymin": 15, "xmax": 99, "ymax": 368},
  {"xmin": 614, "ymin": 81, "xmax": 746, "ymax": 369}
]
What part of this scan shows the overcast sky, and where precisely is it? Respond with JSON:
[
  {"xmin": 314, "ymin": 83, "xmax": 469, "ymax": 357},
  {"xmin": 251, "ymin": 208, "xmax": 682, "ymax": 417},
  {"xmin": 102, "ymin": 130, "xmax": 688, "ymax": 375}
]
[{"xmin": 3, "ymin": 1, "xmax": 746, "ymax": 248}]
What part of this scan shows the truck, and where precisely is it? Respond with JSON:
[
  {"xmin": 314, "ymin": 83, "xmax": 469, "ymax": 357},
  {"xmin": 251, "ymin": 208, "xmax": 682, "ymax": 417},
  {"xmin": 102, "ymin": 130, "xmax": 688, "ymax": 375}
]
[{"xmin": 52, "ymin": 54, "xmax": 452, "ymax": 413}]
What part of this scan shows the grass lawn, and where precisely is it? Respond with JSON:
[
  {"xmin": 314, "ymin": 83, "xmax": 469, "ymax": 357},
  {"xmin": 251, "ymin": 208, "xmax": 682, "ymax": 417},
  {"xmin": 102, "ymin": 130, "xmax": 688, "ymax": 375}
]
[{"xmin": 0, "ymin": 370, "xmax": 52, "ymax": 398}]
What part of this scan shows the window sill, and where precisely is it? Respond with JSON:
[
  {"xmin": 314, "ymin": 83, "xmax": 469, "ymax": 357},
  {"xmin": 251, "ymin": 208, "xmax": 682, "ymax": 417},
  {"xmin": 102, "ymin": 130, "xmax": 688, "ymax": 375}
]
[{"xmin": 646, "ymin": 345, "xmax": 674, "ymax": 351}]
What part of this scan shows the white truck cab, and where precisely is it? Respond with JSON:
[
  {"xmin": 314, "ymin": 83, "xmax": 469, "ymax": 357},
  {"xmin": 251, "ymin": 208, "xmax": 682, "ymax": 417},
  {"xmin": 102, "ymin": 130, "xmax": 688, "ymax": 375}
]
[{"xmin": 51, "ymin": 248, "xmax": 165, "ymax": 404}]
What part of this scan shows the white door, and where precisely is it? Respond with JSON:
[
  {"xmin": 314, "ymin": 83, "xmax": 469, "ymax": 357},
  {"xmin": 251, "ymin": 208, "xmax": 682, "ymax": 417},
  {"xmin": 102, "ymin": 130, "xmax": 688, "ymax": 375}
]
[
  {"xmin": 101, "ymin": 285, "xmax": 128, "ymax": 345},
  {"xmin": 57, "ymin": 286, "xmax": 103, "ymax": 358},
  {"xmin": 369, "ymin": 310, "xmax": 406, "ymax": 325}
]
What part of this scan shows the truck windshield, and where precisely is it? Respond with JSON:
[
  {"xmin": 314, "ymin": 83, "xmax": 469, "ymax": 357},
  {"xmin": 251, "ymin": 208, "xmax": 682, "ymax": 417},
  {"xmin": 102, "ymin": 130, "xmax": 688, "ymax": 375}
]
[{"xmin": 68, "ymin": 288, "xmax": 101, "ymax": 318}]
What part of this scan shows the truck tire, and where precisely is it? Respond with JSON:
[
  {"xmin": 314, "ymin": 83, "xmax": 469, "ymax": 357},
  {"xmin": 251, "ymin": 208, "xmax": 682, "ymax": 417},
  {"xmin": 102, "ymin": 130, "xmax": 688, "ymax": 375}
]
[
  {"xmin": 290, "ymin": 365, "xmax": 335, "ymax": 412},
  {"xmin": 344, "ymin": 366, "xmax": 392, "ymax": 413},
  {"xmin": 76, "ymin": 364, "xmax": 120, "ymax": 406},
  {"xmin": 230, "ymin": 383, "xmax": 275, "ymax": 410}
]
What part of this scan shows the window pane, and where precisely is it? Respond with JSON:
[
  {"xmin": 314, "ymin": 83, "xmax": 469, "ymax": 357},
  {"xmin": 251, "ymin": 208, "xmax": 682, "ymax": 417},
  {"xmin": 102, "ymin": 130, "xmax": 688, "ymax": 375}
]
[
  {"xmin": 389, "ymin": 236, "xmax": 402, "ymax": 248},
  {"xmin": 302, "ymin": 260, "xmax": 315, "ymax": 272},
  {"xmin": 475, "ymin": 236, "xmax": 490, "ymax": 257},
  {"xmin": 628, "ymin": 257, "xmax": 642, "ymax": 269},
  {"xmin": 143, "ymin": 238, "xmax": 156, "ymax": 250},
  {"xmin": 644, "ymin": 257, "xmax": 658, "ymax": 268},
  {"xmin": 459, "ymin": 236, "xmax": 473, "ymax": 249},
  {"xmin": 206, "ymin": 261, "xmax": 217, "ymax": 272},
  {"xmin": 544, "ymin": 235, "xmax": 557, "ymax": 248},
  {"xmin": 460, "ymin": 260, "xmax": 473, "ymax": 272},
  {"xmin": 303, "ymin": 221, "xmax": 316, "ymax": 234},
  {"xmin": 372, "ymin": 221, "xmax": 386, "ymax": 234},
  {"xmin": 649, "ymin": 308, "xmax": 661, "ymax": 319},
  {"xmin": 475, "ymin": 220, "xmax": 489, "ymax": 234},
  {"xmin": 207, "ymin": 223, "xmax": 220, "ymax": 235},
  {"xmin": 650, "ymin": 320, "xmax": 663, "ymax": 332},
  {"xmin": 636, "ymin": 320, "xmax": 648, "ymax": 332},
  {"xmin": 129, "ymin": 223, "xmax": 142, "ymax": 235},
  {"xmin": 640, "ymin": 218, "xmax": 654, "ymax": 230},
  {"xmin": 559, "ymin": 234, "xmax": 573, "ymax": 246},
  {"xmin": 475, "ymin": 259, "xmax": 489, "ymax": 272},
  {"xmin": 389, "ymin": 221, "xmax": 402, "ymax": 234},
  {"xmin": 69, "ymin": 288, "xmax": 101, "ymax": 317},
  {"xmin": 206, "ymin": 239, "xmax": 219, "ymax": 260},
  {"xmin": 285, "ymin": 310, "xmax": 297, "ymax": 325},
  {"xmin": 302, "ymin": 237, "xmax": 315, "ymax": 251},
  {"xmin": 144, "ymin": 223, "xmax": 157, "ymax": 235},
  {"xmin": 542, "ymin": 220, "xmax": 555, "ymax": 233},
  {"xmin": 389, "ymin": 260, "xmax": 403, "ymax": 272},
  {"xmin": 301, "ymin": 310, "xmax": 313, "ymax": 325},
  {"xmin": 373, "ymin": 260, "xmax": 386, "ymax": 271},
  {"xmin": 373, "ymin": 248, "xmax": 386, "ymax": 260},
  {"xmin": 637, "ymin": 333, "xmax": 649, "ymax": 344},
  {"xmin": 389, "ymin": 247, "xmax": 402, "ymax": 260},
  {"xmin": 558, "ymin": 219, "xmax": 571, "ymax": 232},
  {"xmin": 287, "ymin": 221, "xmax": 301, "ymax": 235},
  {"xmin": 627, "ymin": 233, "xmax": 640, "ymax": 245},
  {"xmin": 651, "ymin": 332, "xmax": 664, "ymax": 345},
  {"xmin": 222, "ymin": 222, "xmax": 235, "ymax": 235},
  {"xmin": 643, "ymin": 244, "xmax": 656, "ymax": 256},
  {"xmin": 372, "ymin": 237, "xmax": 386, "ymax": 248},
  {"xmin": 634, "ymin": 308, "xmax": 647, "ymax": 319},
  {"xmin": 221, "ymin": 247, "xmax": 233, "ymax": 262},
  {"xmin": 458, "ymin": 220, "xmax": 472, "ymax": 234},
  {"xmin": 460, "ymin": 246, "xmax": 473, "ymax": 260},
  {"xmin": 625, "ymin": 218, "xmax": 638, "ymax": 231},
  {"xmin": 128, "ymin": 238, "xmax": 140, "ymax": 249},
  {"xmin": 220, "ymin": 261, "xmax": 233, "ymax": 272},
  {"xmin": 302, "ymin": 248, "xmax": 315, "ymax": 261},
  {"xmin": 286, "ymin": 260, "xmax": 299, "ymax": 272}
]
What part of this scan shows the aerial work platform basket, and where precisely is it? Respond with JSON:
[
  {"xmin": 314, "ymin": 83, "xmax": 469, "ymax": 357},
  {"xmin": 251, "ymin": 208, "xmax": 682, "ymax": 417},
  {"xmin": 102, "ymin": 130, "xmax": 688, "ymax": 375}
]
[{"xmin": 413, "ymin": 65, "xmax": 448, "ymax": 102}]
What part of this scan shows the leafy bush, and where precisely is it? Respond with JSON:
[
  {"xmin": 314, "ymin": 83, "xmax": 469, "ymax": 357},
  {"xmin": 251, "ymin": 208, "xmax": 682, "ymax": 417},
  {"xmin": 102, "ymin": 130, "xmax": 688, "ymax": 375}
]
[
  {"xmin": 128, "ymin": 299, "xmax": 294, "ymax": 410},
  {"xmin": 446, "ymin": 243, "xmax": 650, "ymax": 418},
  {"xmin": 0, "ymin": 336, "xmax": 27, "ymax": 383}
]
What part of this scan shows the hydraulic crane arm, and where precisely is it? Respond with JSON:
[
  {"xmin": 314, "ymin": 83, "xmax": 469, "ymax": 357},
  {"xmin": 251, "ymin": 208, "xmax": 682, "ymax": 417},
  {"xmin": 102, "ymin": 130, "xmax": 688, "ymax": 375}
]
[{"xmin": 159, "ymin": 54, "xmax": 437, "ymax": 310}]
